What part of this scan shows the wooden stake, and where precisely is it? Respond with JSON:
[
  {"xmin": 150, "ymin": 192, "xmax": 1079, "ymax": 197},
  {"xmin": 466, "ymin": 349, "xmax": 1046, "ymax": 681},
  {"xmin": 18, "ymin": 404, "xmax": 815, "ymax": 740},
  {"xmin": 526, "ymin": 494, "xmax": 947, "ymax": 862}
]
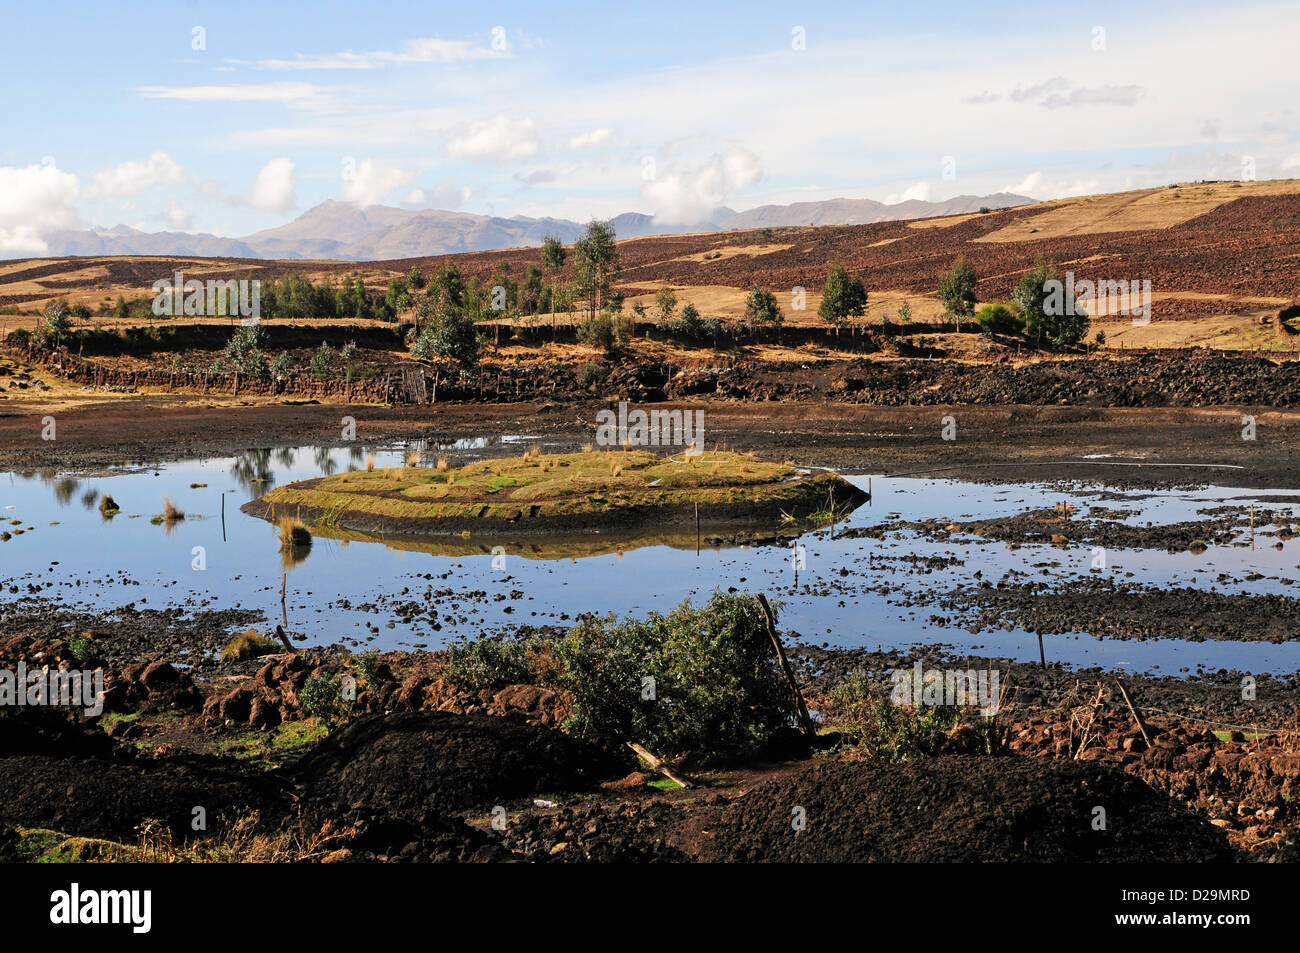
[
  {"xmin": 1038, "ymin": 632, "xmax": 1046, "ymax": 670},
  {"xmin": 220, "ymin": 492, "xmax": 226, "ymax": 542},
  {"xmin": 280, "ymin": 572, "xmax": 288, "ymax": 627},
  {"xmin": 695, "ymin": 501, "xmax": 700, "ymax": 555},
  {"xmin": 756, "ymin": 593, "xmax": 817, "ymax": 744},
  {"xmin": 1115, "ymin": 677, "xmax": 1152, "ymax": 748},
  {"xmin": 627, "ymin": 742, "xmax": 693, "ymax": 789}
]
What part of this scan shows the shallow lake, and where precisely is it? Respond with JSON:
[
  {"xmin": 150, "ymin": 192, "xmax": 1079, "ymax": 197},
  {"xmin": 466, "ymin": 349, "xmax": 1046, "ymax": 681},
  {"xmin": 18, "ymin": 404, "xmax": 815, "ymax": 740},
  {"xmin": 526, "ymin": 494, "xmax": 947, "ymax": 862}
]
[{"xmin": 3, "ymin": 441, "xmax": 1299, "ymax": 676}]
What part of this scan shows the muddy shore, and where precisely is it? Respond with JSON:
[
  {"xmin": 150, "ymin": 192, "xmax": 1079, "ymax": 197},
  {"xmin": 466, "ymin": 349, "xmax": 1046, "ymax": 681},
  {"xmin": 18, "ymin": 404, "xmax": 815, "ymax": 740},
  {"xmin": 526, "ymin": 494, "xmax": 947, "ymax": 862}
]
[{"xmin": 4, "ymin": 398, "xmax": 1300, "ymax": 491}]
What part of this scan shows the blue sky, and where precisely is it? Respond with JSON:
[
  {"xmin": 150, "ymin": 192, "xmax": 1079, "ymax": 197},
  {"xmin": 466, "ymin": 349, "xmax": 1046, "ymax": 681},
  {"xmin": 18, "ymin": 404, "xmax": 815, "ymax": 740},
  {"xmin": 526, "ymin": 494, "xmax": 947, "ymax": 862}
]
[{"xmin": 2, "ymin": 0, "xmax": 1297, "ymax": 252}]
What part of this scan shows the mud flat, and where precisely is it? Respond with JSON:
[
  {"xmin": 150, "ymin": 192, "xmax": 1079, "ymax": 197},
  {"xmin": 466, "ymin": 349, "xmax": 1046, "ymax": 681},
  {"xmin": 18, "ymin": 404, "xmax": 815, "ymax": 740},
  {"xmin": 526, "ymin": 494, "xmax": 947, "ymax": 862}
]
[{"xmin": 242, "ymin": 449, "xmax": 867, "ymax": 537}]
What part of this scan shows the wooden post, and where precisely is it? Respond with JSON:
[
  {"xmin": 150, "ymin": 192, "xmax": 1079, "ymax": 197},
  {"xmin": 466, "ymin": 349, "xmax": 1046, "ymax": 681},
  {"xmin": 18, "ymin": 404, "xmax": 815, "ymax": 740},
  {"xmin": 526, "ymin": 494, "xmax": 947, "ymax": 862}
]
[
  {"xmin": 1037, "ymin": 632, "xmax": 1046, "ymax": 669},
  {"xmin": 280, "ymin": 572, "xmax": 288, "ymax": 627},
  {"xmin": 695, "ymin": 501, "xmax": 700, "ymax": 555},
  {"xmin": 220, "ymin": 492, "xmax": 226, "ymax": 542},
  {"xmin": 756, "ymin": 593, "xmax": 817, "ymax": 744},
  {"xmin": 1115, "ymin": 678, "xmax": 1152, "ymax": 748}
]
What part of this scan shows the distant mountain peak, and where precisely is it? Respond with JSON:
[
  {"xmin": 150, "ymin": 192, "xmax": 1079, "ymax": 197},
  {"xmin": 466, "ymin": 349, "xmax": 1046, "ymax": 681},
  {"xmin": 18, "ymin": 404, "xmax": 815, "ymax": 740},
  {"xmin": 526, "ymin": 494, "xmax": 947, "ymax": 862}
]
[{"xmin": 22, "ymin": 192, "xmax": 1035, "ymax": 262}]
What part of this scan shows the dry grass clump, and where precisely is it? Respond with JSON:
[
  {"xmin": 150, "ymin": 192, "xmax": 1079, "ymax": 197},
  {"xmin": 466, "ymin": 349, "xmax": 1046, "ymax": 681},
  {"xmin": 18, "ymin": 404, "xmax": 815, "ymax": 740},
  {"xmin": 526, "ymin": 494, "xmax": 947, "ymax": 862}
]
[
  {"xmin": 405, "ymin": 451, "xmax": 419, "ymax": 468},
  {"xmin": 277, "ymin": 517, "xmax": 312, "ymax": 550},
  {"xmin": 98, "ymin": 494, "xmax": 120, "ymax": 515},
  {"xmin": 365, "ymin": 455, "xmax": 376, "ymax": 472},
  {"xmin": 582, "ymin": 442, "xmax": 594, "ymax": 454},
  {"xmin": 221, "ymin": 629, "xmax": 279, "ymax": 662},
  {"xmin": 163, "ymin": 498, "xmax": 184, "ymax": 521},
  {"xmin": 436, "ymin": 457, "xmax": 450, "ymax": 472}
]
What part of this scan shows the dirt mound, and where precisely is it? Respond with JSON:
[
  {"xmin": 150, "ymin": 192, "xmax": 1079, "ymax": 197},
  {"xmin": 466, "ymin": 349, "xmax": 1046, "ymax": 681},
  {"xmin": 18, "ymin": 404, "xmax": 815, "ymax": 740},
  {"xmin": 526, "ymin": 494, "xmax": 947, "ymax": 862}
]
[
  {"xmin": 702, "ymin": 757, "xmax": 1235, "ymax": 862},
  {"xmin": 500, "ymin": 801, "xmax": 690, "ymax": 863},
  {"xmin": 293, "ymin": 712, "xmax": 628, "ymax": 822}
]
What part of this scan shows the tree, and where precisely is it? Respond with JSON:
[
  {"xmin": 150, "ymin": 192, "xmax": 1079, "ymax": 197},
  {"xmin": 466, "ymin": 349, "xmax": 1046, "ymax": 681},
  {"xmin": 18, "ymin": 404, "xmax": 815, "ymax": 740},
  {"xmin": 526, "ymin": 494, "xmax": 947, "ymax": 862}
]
[
  {"xmin": 113, "ymin": 296, "xmax": 130, "ymax": 319},
  {"xmin": 572, "ymin": 220, "xmax": 620, "ymax": 322},
  {"xmin": 40, "ymin": 303, "xmax": 70, "ymax": 348},
  {"xmin": 654, "ymin": 287, "xmax": 678, "ymax": 323},
  {"xmin": 541, "ymin": 235, "xmax": 566, "ymax": 336},
  {"xmin": 1013, "ymin": 264, "xmax": 1090, "ymax": 349},
  {"xmin": 744, "ymin": 286, "xmax": 784, "ymax": 325},
  {"xmin": 407, "ymin": 267, "xmax": 426, "ymax": 290},
  {"xmin": 411, "ymin": 299, "xmax": 481, "ymax": 365},
  {"xmin": 818, "ymin": 265, "xmax": 867, "ymax": 328},
  {"xmin": 937, "ymin": 258, "xmax": 977, "ymax": 331}
]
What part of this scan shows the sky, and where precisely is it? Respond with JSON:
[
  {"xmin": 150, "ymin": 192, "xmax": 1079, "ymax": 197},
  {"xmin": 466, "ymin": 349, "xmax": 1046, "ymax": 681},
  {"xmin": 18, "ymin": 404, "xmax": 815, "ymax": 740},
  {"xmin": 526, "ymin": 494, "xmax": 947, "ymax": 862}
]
[{"xmin": 1, "ymin": 0, "xmax": 1297, "ymax": 253}]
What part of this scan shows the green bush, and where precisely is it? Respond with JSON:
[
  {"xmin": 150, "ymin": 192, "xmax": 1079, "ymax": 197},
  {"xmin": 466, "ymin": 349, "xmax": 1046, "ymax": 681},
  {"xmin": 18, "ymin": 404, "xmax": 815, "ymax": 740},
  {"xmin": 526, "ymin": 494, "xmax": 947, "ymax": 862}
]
[
  {"xmin": 310, "ymin": 343, "xmax": 336, "ymax": 380},
  {"xmin": 299, "ymin": 673, "xmax": 352, "ymax": 725},
  {"xmin": 555, "ymin": 592, "xmax": 794, "ymax": 761},
  {"xmin": 447, "ymin": 633, "xmax": 550, "ymax": 691},
  {"xmin": 829, "ymin": 672, "xmax": 1007, "ymax": 760},
  {"xmin": 223, "ymin": 325, "xmax": 270, "ymax": 380},
  {"xmin": 975, "ymin": 303, "xmax": 1025, "ymax": 335}
]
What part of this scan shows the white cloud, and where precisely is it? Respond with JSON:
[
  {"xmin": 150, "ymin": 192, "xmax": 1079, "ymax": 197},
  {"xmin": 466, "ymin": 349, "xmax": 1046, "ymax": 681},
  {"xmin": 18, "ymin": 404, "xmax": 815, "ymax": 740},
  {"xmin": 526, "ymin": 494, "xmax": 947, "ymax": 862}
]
[
  {"xmin": 567, "ymin": 127, "xmax": 613, "ymax": 150},
  {"xmin": 404, "ymin": 184, "xmax": 472, "ymax": 209},
  {"xmin": 1281, "ymin": 154, "xmax": 1300, "ymax": 171},
  {"xmin": 248, "ymin": 37, "xmax": 502, "ymax": 70},
  {"xmin": 642, "ymin": 150, "xmax": 762, "ymax": 223},
  {"xmin": 447, "ymin": 117, "xmax": 539, "ymax": 161},
  {"xmin": 0, "ymin": 161, "xmax": 80, "ymax": 256},
  {"xmin": 342, "ymin": 159, "xmax": 415, "ymax": 207},
  {"xmin": 86, "ymin": 151, "xmax": 185, "ymax": 200},
  {"xmin": 884, "ymin": 181, "xmax": 931, "ymax": 204},
  {"xmin": 163, "ymin": 200, "xmax": 192, "ymax": 231},
  {"xmin": 1004, "ymin": 171, "xmax": 1101, "ymax": 200},
  {"xmin": 139, "ymin": 83, "xmax": 328, "ymax": 109},
  {"xmin": 249, "ymin": 157, "xmax": 297, "ymax": 212}
]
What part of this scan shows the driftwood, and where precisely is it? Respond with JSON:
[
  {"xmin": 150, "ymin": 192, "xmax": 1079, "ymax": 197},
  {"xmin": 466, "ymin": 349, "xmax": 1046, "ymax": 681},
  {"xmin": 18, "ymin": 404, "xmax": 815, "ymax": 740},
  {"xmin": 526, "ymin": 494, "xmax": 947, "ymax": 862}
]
[
  {"xmin": 627, "ymin": 742, "xmax": 693, "ymax": 789},
  {"xmin": 756, "ymin": 594, "xmax": 817, "ymax": 743}
]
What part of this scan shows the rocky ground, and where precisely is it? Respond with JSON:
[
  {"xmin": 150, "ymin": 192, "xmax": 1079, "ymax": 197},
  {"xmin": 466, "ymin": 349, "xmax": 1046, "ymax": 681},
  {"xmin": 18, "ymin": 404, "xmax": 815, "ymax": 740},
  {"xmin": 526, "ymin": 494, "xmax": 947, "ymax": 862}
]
[{"xmin": 1, "ymin": 606, "xmax": 1296, "ymax": 863}]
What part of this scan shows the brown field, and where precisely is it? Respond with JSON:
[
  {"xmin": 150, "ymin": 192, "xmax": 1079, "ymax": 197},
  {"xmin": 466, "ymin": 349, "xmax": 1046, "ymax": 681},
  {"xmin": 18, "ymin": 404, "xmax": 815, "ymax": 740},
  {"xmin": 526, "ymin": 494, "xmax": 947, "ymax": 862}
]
[{"xmin": 2, "ymin": 178, "xmax": 1297, "ymax": 348}]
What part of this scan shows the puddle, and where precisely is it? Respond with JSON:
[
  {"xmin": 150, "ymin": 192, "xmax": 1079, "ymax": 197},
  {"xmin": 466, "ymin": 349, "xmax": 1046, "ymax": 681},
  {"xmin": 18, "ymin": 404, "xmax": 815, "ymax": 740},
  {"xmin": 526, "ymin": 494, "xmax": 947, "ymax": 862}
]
[{"xmin": 3, "ymin": 445, "xmax": 1299, "ymax": 675}]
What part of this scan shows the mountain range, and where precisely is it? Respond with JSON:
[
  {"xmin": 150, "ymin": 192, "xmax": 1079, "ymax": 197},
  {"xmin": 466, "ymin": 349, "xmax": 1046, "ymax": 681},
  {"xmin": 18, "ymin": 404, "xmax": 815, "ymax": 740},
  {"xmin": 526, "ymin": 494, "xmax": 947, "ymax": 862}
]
[{"xmin": 38, "ymin": 192, "xmax": 1033, "ymax": 261}]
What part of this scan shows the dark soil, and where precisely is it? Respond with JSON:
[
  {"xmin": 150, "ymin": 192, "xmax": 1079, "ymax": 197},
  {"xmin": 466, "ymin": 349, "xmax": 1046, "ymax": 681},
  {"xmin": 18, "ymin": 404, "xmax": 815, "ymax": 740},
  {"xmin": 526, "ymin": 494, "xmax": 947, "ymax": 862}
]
[
  {"xmin": 292, "ymin": 711, "xmax": 630, "ymax": 823},
  {"xmin": 940, "ymin": 577, "xmax": 1300, "ymax": 643},
  {"xmin": 698, "ymin": 758, "xmax": 1235, "ymax": 862}
]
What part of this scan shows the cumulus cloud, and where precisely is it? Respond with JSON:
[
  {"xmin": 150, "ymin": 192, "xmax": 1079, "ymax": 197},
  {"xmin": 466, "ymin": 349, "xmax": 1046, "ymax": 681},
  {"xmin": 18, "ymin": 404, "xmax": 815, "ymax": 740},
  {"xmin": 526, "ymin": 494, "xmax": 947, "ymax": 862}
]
[
  {"xmin": 86, "ymin": 151, "xmax": 185, "ymax": 200},
  {"xmin": 342, "ymin": 159, "xmax": 414, "ymax": 207},
  {"xmin": 403, "ymin": 183, "xmax": 471, "ymax": 209},
  {"xmin": 447, "ymin": 116, "xmax": 539, "ymax": 161},
  {"xmin": 1009, "ymin": 77, "xmax": 1143, "ymax": 109},
  {"xmin": 964, "ymin": 91, "xmax": 1000, "ymax": 105},
  {"xmin": 249, "ymin": 157, "xmax": 297, "ymax": 212},
  {"xmin": 567, "ymin": 127, "xmax": 612, "ymax": 150},
  {"xmin": 884, "ymin": 181, "xmax": 931, "ymax": 204},
  {"xmin": 1040, "ymin": 84, "xmax": 1144, "ymax": 109},
  {"xmin": 1004, "ymin": 171, "xmax": 1100, "ymax": 200},
  {"xmin": 642, "ymin": 150, "xmax": 762, "ymax": 224},
  {"xmin": 163, "ymin": 200, "xmax": 192, "ymax": 231},
  {"xmin": 0, "ymin": 161, "xmax": 80, "ymax": 256}
]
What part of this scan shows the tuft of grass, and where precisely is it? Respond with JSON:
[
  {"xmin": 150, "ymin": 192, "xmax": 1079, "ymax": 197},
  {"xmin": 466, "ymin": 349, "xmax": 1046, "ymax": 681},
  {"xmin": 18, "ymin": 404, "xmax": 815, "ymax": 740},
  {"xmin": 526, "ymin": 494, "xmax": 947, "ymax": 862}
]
[
  {"xmin": 277, "ymin": 517, "xmax": 312, "ymax": 550},
  {"xmin": 365, "ymin": 455, "xmax": 375, "ymax": 472},
  {"xmin": 582, "ymin": 442, "xmax": 594, "ymax": 454},
  {"xmin": 436, "ymin": 456, "xmax": 450, "ymax": 472},
  {"xmin": 405, "ymin": 451, "xmax": 419, "ymax": 468},
  {"xmin": 162, "ymin": 498, "xmax": 184, "ymax": 522},
  {"xmin": 220, "ymin": 629, "xmax": 279, "ymax": 663},
  {"xmin": 98, "ymin": 494, "xmax": 120, "ymax": 515}
]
